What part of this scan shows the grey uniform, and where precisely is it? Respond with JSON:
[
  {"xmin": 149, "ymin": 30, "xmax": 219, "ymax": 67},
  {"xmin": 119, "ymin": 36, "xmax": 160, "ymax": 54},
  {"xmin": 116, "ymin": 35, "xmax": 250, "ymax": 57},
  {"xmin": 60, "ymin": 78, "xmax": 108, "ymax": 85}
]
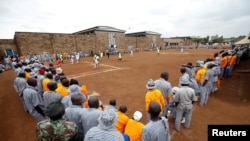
[
  {"xmin": 178, "ymin": 73, "xmax": 190, "ymax": 87},
  {"xmin": 37, "ymin": 74, "xmax": 45, "ymax": 97},
  {"xmin": 141, "ymin": 116, "xmax": 170, "ymax": 141},
  {"xmin": 43, "ymin": 91, "xmax": 62, "ymax": 109},
  {"xmin": 186, "ymin": 67, "xmax": 200, "ymax": 96},
  {"xmin": 13, "ymin": 77, "xmax": 27, "ymax": 111},
  {"xmin": 155, "ymin": 78, "xmax": 172, "ymax": 117},
  {"xmin": 65, "ymin": 105, "xmax": 84, "ymax": 141},
  {"xmin": 174, "ymin": 86, "xmax": 195, "ymax": 131},
  {"xmin": 212, "ymin": 65, "xmax": 221, "ymax": 92},
  {"xmin": 23, "ymin": 85, "xmax": 46, "ymax": 122},
  {"xmin": 14, "ymin": 67, "xmax": 24, "ymax": 77},
  {"xmin": 80, "ymin": 108, "xmax": 103, "ymax": 137},
  {"xmin": 200, "ymin": 68, "xmax": 214, "ymax": 106}
]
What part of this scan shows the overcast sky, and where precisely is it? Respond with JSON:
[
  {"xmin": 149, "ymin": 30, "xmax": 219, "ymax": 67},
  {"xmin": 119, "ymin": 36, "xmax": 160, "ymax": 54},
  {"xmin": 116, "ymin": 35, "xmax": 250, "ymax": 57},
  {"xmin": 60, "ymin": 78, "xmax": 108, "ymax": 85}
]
[{"xmin": 0, "ymin": 0, "xmax": 250, "ymax": 39}]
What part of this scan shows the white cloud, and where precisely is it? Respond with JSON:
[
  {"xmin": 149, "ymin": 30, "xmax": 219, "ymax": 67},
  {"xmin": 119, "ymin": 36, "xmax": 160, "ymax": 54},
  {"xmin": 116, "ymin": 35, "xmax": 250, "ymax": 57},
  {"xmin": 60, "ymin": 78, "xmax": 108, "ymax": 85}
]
[{"xmin": 0, "ymin": 0, "xmax": 249, "ymax": 39}]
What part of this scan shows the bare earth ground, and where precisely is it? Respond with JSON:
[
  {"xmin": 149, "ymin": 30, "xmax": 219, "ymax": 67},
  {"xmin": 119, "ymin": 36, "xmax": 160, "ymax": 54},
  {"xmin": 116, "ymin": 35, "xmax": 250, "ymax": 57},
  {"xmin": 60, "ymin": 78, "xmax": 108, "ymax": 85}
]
[{"xmin": 0, "ymin": 48, "xmax": 249, "ymax": 141}]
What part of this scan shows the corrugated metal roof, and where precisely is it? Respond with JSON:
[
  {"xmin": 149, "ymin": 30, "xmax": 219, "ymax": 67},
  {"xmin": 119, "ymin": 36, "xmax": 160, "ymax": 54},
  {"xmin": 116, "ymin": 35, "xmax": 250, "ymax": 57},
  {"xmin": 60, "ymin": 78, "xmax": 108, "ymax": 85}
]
[
  {"xmin": 125, "ymin": 31, "xmax": 161, "ymax": 36},
  {"xmin": 74, "ymin": 26, "xmax": 126, "ymax": 34}
]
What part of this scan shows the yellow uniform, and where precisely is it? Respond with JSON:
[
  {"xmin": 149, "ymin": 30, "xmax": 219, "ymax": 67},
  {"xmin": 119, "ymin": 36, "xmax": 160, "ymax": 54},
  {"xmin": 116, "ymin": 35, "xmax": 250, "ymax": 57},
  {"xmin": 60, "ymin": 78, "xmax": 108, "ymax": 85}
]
[
  {"xmin": 42, "ymin": 78, "xmax": 51, "ymax": 92},
  {"xmin": 145, "ymin": 89, "xmax": 165, "ymax": 112},
  {"xmin": 56, "ymin": 86, "xmax": 68, "ymax": 97},
  {"xmin": 195, "ymin": 67, "xmax": 206, "ymax": 84}
]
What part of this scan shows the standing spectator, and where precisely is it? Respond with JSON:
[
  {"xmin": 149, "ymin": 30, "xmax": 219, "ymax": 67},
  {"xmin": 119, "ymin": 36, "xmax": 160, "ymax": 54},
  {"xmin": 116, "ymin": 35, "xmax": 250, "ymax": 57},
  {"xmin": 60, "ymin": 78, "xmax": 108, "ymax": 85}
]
[
  {"xmin": 23, "ymin": 77, "xmax": 46, "ymax": 122},
  {"xmin": 13, "ymin": 72, "xmax": 28, "ymax": 111},
  {"xmin": 24, "ymin": 67, "xmax": 32, "ymax": 80},
  {"xmin": 37, "ymin": 68, "xmax": 45, "ymax": 97},
  {"xmin": 84, "ymin": 108, "xmax": 124, "ymax": 141},
  {"xmin": 199, "ymin": 63, "xmax": 215, "ymax": 107},
  {"xmin": 211, "ymin": 62, "xmax": 221, "ymax": 92},
  {"xmin": 141, "ymin": 101, "xmax": 170, "ymax": 141},
  {"xmin": 61, "ymin": 83, "xmax": 86, "ymax": 108},
  {"xmin": 55, "ymin": 58, "xmax": 61, "ymax": 67},
  {"xmin": 154, "ymin": 72, "xmax": 172, "ymax": 118},
  {"xmin": 4, "ymin": 56, "xmax": 12, "ymax": 70},
  {"xmin": 183, "ymin": 62, "xmax": 200, "ymax": 97},
  {"xmin": 174, "ymin": 78, "xmax": 195, "ymax": 131},
  {"xmin": 220, "ymin": 53, "xmax": 228, "ymax": 79},
  {"xmin": 116, "ymin": 105, "xmax": 129, "ymax": 133},
  {"xmin": 195, "ymin": 61, "xmax": 206, "ymax": 86},
  {"xmin": 168, "ymin": 87, "xmax": 180, "ymax": 118},
  {"xmin": 228, "ymin": 53, "xmax": 237, "ymax": 76},
  {"xmin": 105, "ymin": 99, "xmax": 117, "ymax": 111},
  {"xmin": 0, "ymin": 63, "xmax": 5, "ymax": 73},
  {"xmin": 56, "ymin": 78, "xmax": 69, "ymax": 97},
  {"xmin": 42, "ymin": 73, "xmax": 53, "ymax": 92},
  {"xmin": 36, "ymin": 102, "xmax": 78, "ymax": 140},
  {"xmin": 14, "ymin": 62, "xmax": 24, "ymax": 77},
  {"xmin": 124, "ymin": 111, "xmax": 144, "ymax": 141},
  {"xmin": 178, "ymin": 67, "xmax": 190, "ymax": 87},
  {"xmin": 145, "ymin": 79, "xmax": 165, "ymax": 120},
  {"xmin": 64, "ymin": 94, "xmax": 84, "ymax": 141},
  {"xmin": 43, "ymin": 81, "xmax": 62, "ymax": 109},
  {"xmin": 80, "ymin": 96, "xmax": 103, "ymax": 138}
]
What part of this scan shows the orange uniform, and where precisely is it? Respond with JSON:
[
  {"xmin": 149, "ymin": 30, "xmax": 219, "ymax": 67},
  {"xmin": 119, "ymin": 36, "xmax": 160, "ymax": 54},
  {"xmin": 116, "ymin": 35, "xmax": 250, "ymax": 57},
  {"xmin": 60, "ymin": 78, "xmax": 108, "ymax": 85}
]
[
  {"xmin": 25, "ymin": 72, "xmax": 30, "ymax": 80},
  {"xmin": 115, "ymin": 111, "xmax": 129, "ymax": 133},
  {"xmin": 230, "ymin": 55, "xmax": 237, "ymax": 66},
  {"xmin": 220, "ymin": 56, "xmax": 227, "ymax": 68},
  {"xmin": 124, "ymin": 119, "xmax": 144, "ymax": 141}
]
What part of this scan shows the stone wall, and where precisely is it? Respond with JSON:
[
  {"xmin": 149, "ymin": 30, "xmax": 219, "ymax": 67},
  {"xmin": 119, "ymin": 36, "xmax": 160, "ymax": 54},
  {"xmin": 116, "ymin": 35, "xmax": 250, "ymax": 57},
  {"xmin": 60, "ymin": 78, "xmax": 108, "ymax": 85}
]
[{"xmin": 0, "ymin": 31, "xmax": 164, "ymax": 58}]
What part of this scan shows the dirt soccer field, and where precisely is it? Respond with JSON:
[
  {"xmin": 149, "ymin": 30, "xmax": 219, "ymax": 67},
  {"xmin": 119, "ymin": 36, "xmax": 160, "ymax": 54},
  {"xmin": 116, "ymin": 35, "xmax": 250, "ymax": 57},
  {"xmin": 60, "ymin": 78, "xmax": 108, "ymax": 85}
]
[{"xmin": 0, "ymin": 48, "xmax": 249, "ymax": 141}]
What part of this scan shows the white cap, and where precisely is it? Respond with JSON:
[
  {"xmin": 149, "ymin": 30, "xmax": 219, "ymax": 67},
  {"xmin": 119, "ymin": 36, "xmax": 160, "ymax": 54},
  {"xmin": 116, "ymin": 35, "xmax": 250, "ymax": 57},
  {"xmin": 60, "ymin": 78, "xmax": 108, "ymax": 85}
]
[{"xmin": 133, "ymin": 111, "xmax": 142, "ymax": 121}]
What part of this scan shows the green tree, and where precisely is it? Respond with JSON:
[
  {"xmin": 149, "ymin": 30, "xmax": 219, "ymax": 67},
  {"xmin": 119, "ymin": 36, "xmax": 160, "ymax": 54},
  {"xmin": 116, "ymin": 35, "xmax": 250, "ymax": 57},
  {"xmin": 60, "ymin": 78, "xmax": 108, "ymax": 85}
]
[
  {"xmin": 192, "ymin": 37, "xmax": 202, "ymax": 48},
  {"xmin": 212, "ymin": 36, "xmax": 224, "ymax": 43},
  {"xmin": 202, "ymin": 36, "xmax": 209, "ymax": 44}
]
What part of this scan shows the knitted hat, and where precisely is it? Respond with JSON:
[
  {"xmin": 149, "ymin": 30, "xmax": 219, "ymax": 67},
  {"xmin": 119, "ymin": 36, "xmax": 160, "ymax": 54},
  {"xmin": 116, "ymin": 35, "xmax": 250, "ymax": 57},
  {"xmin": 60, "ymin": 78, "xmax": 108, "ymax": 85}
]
[
  {"xmin": 133, "ymin": 111, "xmax": 142, "ymax": 121},
  {"xmin": 68, "ymin": 84, "xmax": 81, "ymax": 96},
  {"xmin": 98, "ymin": 109, "xmax": 117, "ymax": 129},
  {"xmin": 146, "ymin": 79, "xmax": 156, "ymax": 89}
]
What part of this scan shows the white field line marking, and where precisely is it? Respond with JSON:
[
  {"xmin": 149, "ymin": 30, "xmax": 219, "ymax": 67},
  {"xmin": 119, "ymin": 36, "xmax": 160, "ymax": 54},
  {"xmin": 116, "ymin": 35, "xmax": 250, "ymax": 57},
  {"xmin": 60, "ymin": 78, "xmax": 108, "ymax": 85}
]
[
  {"xmin": 67, "ymin": 61, "xmax": 128, "ymax": 79},
  {"xmin": 83, "ymin": 61, "xmax": 122, "ymax": 69}
]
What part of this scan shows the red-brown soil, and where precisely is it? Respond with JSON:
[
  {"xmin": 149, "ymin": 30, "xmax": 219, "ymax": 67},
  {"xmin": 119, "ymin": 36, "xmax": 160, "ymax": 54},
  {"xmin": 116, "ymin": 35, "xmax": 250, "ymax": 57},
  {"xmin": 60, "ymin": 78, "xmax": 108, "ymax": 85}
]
[{"xmin": 0, "ymin": 48, "xmax": 249, "ymax": 141}]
